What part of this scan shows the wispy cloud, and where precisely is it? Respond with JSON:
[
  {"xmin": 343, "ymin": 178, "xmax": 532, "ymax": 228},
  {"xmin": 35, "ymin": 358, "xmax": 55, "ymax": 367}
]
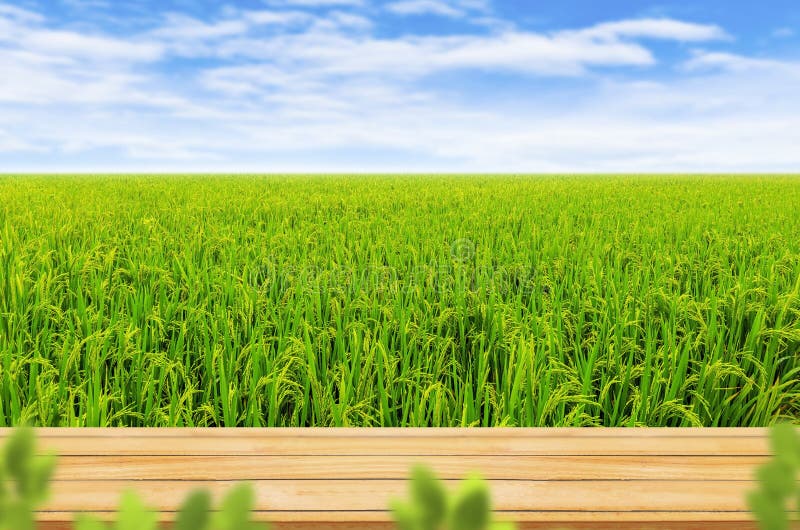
[
  {"xmin": 24, "ymin": 30, "xmax": 163, "ymax": 62},
  {"xmin": 386, "ymin": 1, "xmax": 467, "ymax": 18},
  {"xmin": 573, "ymin": 18, "xmax": 729, "ymax": 42},
  {"xmin": 682, "ymin": 50, "xmax": 800, "ymax": 74},
  {"xmin": 0, "ymin": 3, "xmax": 43, "ymax": 22},
  {"xmin": 0, "ymin": 4, "xmax": 171, "ymax": 109},
  {"xmin": 190, "ymin": 17, "xmax": 729, "ymax": 80},
  {"xmin": 265, "ymin": 0, "xmax": 366, "ymax": 7},
  {"xmin": 772, "ymin": 27, "xmax": 794, "ymax": 38}
]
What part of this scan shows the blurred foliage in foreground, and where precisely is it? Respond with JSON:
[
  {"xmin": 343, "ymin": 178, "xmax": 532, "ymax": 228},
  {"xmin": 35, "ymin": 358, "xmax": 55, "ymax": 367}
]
[
  {"xmin": 391, "ymin": 465, "xmax": 515, "ymax": 530},
  {"xmin": 0, "ymin": 428, "xmax": 56, "ymax": 530},
  {"xmin": 74, "ymin": 483, "xmax": 269, "ymax": 530},
  {"xmin": 749, "ymin": 423, "xmax": 800, "ymax": 530}
]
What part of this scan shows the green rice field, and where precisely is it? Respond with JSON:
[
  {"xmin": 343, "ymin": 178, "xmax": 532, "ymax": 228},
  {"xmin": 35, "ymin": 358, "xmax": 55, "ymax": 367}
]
[{"xmin": 1, "ymin": 175, "xmax": 798, "ymax": 427}]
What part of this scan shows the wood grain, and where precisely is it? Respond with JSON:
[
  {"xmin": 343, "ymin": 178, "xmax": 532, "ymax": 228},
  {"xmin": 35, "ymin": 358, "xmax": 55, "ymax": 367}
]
[
  {"xmin": 39, "ymin": 521, "xmax": 776, "ymax": 530},
  {"xmin": 4, "ymin": 431, "xmax": 771, "ymax": 456},
  {"xmin": 41, "ymin": 479, "xmax": 753, "ymax": 512},
  {"xmin": 0, "ymin": 428, "xmax": 781, "ymax": 529},
  {"xmin": 50, "ymin": 455, "xmax": 764, "ymax": 480}
]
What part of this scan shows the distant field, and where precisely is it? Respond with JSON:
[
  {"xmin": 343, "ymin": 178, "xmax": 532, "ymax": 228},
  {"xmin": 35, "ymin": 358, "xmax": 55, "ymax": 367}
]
[{"xmin": 0, "ymin": 175, "xmax": 798, "ymax": 427}]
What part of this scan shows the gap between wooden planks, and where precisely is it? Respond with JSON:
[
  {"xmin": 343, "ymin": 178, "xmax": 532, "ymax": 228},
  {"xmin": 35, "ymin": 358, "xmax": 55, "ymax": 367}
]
[{"xmin": 0, "ymin": 428, "xmax": 783, "ymax": 530}]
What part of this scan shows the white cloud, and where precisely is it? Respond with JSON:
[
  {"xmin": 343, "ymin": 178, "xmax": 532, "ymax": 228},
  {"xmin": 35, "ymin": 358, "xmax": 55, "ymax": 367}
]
[
  {"xmin": 196, "ymin": 28, "xmax": 658, "ymax": 80},
  {"xmin": 23, "ymin": 30, "xmax": 163, "ymax": 62},
  {"xmin": 682, "ymin": 51, "xmax": 800, "ymax": 74},
  {"xmin": 386, "ymin": 0, "xmax": 492, "ymax": 20},
  {"xmin": 152, "ymin": 14, "xmax": 724, "ymax": 80},
  {"xmin": 0, "ymin": 9, "xmax": 170, "ymax": 106},
  {"xmin": 151, "ymin": 14, "xmax": 250, "ymax": 40},
  {"xmin": 0, "ymin": 3, "xmax": 43, "ymax": 23},
  {"xmin": 266, "ymin": 0, "xmax": 365, "ymax": 6},
  {"xmin": 386, "ymin": 1, "xmax": 465, "ymax": 18},
  {"xmin": 0, "ymin": 128, "xmax": 44, "ymax": 153},
  {"xmin": 772, "ymin": 27, "xmax": 794, "ymax": 38},
  {"xmin": 244, "ymin": 10, "xmax": 313, "ymax": 25},
  {"xmin": 60, "ymin": 0, "xmax": 113, "ymax": 9},
  {"xmin": 152, "ymin": 10, "xmax": 313, "ymax": 42},
  {"xmin": 574, "ymin": 18, "xmax": 729, "ymax": 42},
  {"xmin": 323, "ymin": 11, "xmax": 373, "ymax": 29},
  {"xmin": 0, "ymin": 4, "xmax": 163, "ymax": 63}
]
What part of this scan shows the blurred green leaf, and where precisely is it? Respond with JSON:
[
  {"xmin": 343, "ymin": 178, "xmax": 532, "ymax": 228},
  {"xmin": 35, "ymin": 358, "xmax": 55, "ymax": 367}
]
[
  {"xmin": 30, "ymin": 453, "xmax": 57, "ymax": 503},
  {"xmin": 449, "ymin": 474, "xmax": 490, "ymax": 530},
  {"xmin": 748, "ymin": 490, "xmax": 789, "ymax": 530},
  {"xmin": 771, "ymin": 424, "xmax": 800, "ymax": 469},
  {"xmin": 5, "ymin": 428, "xmax": 34, "ymax": 495},
  {"xmin": 176, "ymin": 489, "xmax": 212, "ymax": 530},
  {"xmin": 217, "ymin": 482, "xmax": 255, "ymax": 530},
  {"xmin": 390, "ymin": 499, "xmax": 419, "ymax": 530},
  {"xmin": 410, "ymin": 465, "xmax": 447, "ymax": 530},
  {"xmin": 757, "ymin": 460, "xmax": 796, "ymax": 498},
  {"xmin": 74, "ymin": 514, "xmax": 108, "ymax": 530},
  {"xmin": 489, "ymin": 522, "xmax": 517, "ymax": 530},
  {"xmin": 391, "ymin": 466, "xmax": 514, "ymax": 530},
  {"xmin": 0, "ymin": 428, "xmax": 57, "ymax": 530},
  {"xmin": 749, "ymin": 425, "xmax": 800, "ymax": 530},
  {"xmin": 3, "ymin": 502, "xmax": 35, "ymax": 530},
  {"xmin": 117, "ymin": 490, "xmax": 158, "ymax": 530}
]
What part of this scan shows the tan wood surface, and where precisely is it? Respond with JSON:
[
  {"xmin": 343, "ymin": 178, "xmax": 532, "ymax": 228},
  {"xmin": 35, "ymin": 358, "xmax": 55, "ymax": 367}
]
[{"xmin": 0, "ymin": 428, "xmax": 780, "ymax": 529}]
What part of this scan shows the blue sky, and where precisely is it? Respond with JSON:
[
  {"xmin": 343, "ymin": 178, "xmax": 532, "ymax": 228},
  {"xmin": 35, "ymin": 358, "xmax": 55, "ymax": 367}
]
[{"xmin": 1, "ymin": 0, "xmax": 799, "ymax": 172}]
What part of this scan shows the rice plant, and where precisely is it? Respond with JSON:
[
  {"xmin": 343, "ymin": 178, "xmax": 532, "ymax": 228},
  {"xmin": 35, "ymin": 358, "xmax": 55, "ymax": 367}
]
[{"xmin": 1, "ymin": 175, "xmax": 798, "ymax": 426}]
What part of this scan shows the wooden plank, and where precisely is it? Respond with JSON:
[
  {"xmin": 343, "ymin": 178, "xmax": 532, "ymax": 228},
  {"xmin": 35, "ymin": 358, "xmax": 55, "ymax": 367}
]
[
  {"xmin": 0, "ymin": 428, "xmax": 782, "ymax": 529},
  {"xmin": 8, "ymin": 433, "xmax": 771, "ymax": 456},
  {"xmin": 34, "ymin": 510, "xmax": 761, "ymax": 523},
  {"xmin": 49, "ymin": 455, "xmax": 764, "ymax": 480},
  {"xmin": 39, "ymin": 520, "xmax": 768, "ymax": 530},
  {"xmin": 5, "ymin": 428, "xmax": 771, "ymax": 437},
  {"xmin": 39, "ymin": 479, "xmax": 753, "ymax": 512}
]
